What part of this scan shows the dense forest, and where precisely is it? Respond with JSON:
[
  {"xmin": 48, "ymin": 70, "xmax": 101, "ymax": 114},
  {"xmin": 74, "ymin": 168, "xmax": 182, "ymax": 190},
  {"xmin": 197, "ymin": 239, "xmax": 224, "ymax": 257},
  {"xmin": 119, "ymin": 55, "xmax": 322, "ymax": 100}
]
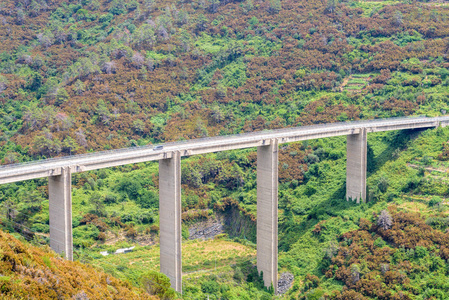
[{"xmin": 2, "ymin": 0, "xmax": 449, "ymax": 298}]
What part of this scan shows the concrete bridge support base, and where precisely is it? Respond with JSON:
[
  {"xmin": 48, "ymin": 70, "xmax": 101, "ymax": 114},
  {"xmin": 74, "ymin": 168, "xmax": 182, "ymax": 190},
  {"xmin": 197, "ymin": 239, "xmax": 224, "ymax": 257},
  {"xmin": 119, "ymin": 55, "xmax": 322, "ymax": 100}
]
[
  {"xmin": 257, "ymin": 139, "xmax": 278, "ymax": 293},
  {"xmin": 159, "ymin": 151, "xmax": 182, "ymax": 293},
  {"xmin": 49, "ymin": 166, "xmax": 73, "ymax": 260},
  {"xmin": 346, "ymin": 129, "xmax": 367, "ymax": 203}
]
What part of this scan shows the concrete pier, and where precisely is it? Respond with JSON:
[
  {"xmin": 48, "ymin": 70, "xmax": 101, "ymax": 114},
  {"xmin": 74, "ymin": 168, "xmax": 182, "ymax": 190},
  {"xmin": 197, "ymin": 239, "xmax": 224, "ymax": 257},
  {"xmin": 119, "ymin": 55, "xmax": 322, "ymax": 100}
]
[
  {"xmin": 346, "ymin": 128, "xmax": 367, "ymax": 203},
  {"xmin": 159, "ymin": 151, "xmax": 182, "ymax": 293},
  {"xmin": 49, "ymin": 167, "xmax": 73, "ymax": 260},
  {"xmin": 257, "ymin": 139, "xmax": 279, "ymax": 293}
]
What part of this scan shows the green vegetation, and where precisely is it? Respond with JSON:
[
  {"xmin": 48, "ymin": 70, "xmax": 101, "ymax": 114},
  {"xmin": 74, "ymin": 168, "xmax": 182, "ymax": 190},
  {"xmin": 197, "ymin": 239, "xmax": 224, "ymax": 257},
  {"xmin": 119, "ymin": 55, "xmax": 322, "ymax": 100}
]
[{"xmin": 1, "ymin": 0, "xmax": 449, "ymax": 298}]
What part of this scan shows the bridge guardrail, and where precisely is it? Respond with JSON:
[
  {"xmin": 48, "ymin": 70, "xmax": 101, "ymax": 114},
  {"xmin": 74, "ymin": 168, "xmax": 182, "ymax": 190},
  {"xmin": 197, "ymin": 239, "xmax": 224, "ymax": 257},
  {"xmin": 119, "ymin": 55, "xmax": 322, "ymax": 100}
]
[{"xmin": 0, "ymin": 115, "xmax": 446, "ymax": 172}]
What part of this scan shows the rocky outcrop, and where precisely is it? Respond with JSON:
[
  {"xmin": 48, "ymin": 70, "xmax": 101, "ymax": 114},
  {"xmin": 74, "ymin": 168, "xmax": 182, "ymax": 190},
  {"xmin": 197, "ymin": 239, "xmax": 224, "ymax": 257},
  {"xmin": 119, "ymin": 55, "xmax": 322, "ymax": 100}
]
[
  {"xmin": 277, "ymin": 272, "xmax": 294, "ymax": 295},
  {"xmin": 187, "ymin": 206, "xmax": 256, "ymax": 241},
  {"xmin": 188, "ymin": 216, "xmax": 225, "ymax": 240}
]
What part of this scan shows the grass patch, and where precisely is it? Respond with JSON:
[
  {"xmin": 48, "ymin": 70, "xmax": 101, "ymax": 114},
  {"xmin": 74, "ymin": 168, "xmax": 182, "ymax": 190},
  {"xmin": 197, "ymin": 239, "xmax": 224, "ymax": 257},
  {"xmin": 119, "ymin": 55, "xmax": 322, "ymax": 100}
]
[
  {"xmin": 89, "ymin": 238, "xmax": 256, "ymax": 285},
  {"xmin": 345, "ymin": 85, "xmax": 364, "ymax": 90},
  {"xmin": 347, "ymin": 78, "xmax": 368, "ymax": 85}
]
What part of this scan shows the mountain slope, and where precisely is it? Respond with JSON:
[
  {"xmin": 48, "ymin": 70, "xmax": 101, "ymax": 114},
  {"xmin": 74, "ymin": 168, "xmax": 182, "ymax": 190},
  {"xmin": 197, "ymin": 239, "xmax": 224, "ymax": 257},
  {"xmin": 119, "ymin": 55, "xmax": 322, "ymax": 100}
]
[
  {"xmin": 0, "ymin": 229, "xmax": 158, "ymax": 299},
  {"xmin": 1, "ymin": 0, "xmax": 449, "ymax": 162}
]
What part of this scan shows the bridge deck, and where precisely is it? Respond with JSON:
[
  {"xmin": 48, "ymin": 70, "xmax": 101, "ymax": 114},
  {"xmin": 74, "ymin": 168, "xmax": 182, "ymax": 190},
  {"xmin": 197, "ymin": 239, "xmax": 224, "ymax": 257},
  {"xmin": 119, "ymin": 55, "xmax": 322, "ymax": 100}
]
[{"xmin": 0, "ymin": 116, "xmax": 447, "ymax": 184}]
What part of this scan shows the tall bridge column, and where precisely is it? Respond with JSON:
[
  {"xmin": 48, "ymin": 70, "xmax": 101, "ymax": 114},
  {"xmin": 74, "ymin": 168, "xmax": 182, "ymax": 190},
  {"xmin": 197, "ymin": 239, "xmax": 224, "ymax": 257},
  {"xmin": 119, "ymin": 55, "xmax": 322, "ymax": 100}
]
[
  {"xmin": 159, "ymin": 151, "xmax": 182, "ymax": 293},
  {"xmin": 49, "ymin": 166, "xmax": 73, "ymax": 260},
  {"xmin": 257, "ymin": 139, "xmax": 278, "ymax": 293},
  {"xmin": 346, "ymin": 128, "xmax": 367, "ymax": 203}
]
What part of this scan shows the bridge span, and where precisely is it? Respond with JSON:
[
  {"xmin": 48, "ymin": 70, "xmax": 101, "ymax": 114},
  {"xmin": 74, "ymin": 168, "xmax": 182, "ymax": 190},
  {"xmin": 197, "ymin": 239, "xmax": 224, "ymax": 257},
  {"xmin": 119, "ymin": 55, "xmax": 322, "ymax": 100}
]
[{"xmin": 1, "ymin": 116, "xmax": 448, "ymax": 293}]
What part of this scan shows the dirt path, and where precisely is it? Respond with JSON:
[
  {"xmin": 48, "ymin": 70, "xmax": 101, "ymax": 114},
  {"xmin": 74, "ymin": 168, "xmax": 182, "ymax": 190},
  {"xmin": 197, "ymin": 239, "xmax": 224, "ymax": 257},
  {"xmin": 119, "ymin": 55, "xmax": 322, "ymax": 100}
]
[{"xmin": 407, "ymin": 163, "xmax": 449, "ymax": 174}]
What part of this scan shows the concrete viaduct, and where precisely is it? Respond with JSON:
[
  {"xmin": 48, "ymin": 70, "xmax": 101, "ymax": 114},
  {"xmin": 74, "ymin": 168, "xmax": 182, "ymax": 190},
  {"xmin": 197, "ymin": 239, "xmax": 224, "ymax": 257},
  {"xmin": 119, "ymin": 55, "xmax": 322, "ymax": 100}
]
[{"xmin": 0, "ymin": 116, "xmax": 448, "ymax": 293}]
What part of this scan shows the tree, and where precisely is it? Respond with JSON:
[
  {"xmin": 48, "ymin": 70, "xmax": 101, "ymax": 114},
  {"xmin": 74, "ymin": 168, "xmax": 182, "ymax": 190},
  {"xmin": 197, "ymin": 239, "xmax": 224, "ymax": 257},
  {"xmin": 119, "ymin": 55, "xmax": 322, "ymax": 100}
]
[
  {"xmin": 31, "ymin": 55, "xmax": 44, "ymax": 70},
  {"xmin": 140, "ymin": 271, "xmax": 176, "ymax": 299},
  {"xmin": 4, "ymin": 152, "xmax": 18, "ymax": 164},
  {"xmin": 40, "ymin": 77, "xmax": 59, "ymax": 100},
  {"xmin": 0, "ymin": 75, "xmax": 7, "ymax": 94},
  {"xmin": 2, "ymin": 200, "xmax": 17, "ymax": 221},
  {"xmin": 392, "ymin": 10, "xmax": 403, "ymax": 27},
  {"xmin": 133, "ymin": 119, "xmax": 145, "ymax": 135},
  {"xmin": 196, "ymin": 14, "xmax": 208, "ymax": 32},
  {"xmin": 175, "ymin": 10, "xmax": 189, "ymax": 26},
  {"xmin": 208, "ymin": 0, "xmax": 219, "ymax": 13},
  {"xmin": 325, "ymin": 0, "xmax": 337, "ymax": 14},
  {"xmin": 181, "ymin": 165, "xmax": 202, "ymax": 188},
  {"xmin": 33, "ymin": 130, "xmax": 54, "ymax": 156},
  {"xmin": 202, "ymin": 280, "xmax": 220, "ymax": 294},
  {"xmin": 210, "ymin": 105, "xmax": 224, "ymax": 123},
  {"xmin": 267, "ymin": 0, "xmax": 281, "ymax": 14},
  {"xmin": 179, "ymin": 31, "xmax": 191, "ymax": 52},
  {"xmin": 377, "ymin": 176, "xmax": 389, "ymax": 193},
  {"xmin": 194, "ymin": 118, "xmax": 208, "ymax": 137},
  {"xmin": 90, "ymin": 0, "xmax": 100, "ymax": 10},
  {"xmin": 89, "ymin": 193, "xmax": 106, "ymax": 217},
  {"xmin": 54, "ymin": 27, "xmax": 67, "ymax": 44},
  {"xmin": 75, "ymin": 128, "xmax": 88, "ymax": 149},
  {"xmin": 377, "ymin": 210, "xmax": 392, "ymax": 230},
  {"xmin": 37, "ymin": 31, "xmax": 54, "ymax": 49},
  {"xmin": 157, "ymin": 25, "xmax": 169, "ymax": 41},
  {"xmin": 73, "ymin": 79, "xmax": 85, "ymax": 95},
  {"xmin": 29, "ymin": 0, "xmax": 44, "ymax": 17},
  {"xmin": 109, "ymin": 0, "xmax": 126, "ymax": 15},
  {"xmin": 16, "ymin": 9, "xmax": 25, "ymax": 25},
  {"xmin": 55, "ymin": 88, "xmax": 69, "ymax": 106},
  {"xmin": 350, "ymin": 264, "xmax": 360, "ymax": 284},
  {"xmin": 63, "ymin": 136, "xmax": 79, "ymax": 155},
  {"xmin": 96, "ymin": 99, "xmax": 110, "ymax": 125},
  {"xmin": 79, "ymin": 57, "xmax": 100, "ymax": 78},
  {"xmin": 144, "ymin": 0, "xmax": 155, "ymax": 13},
  {"xmin": 242, "ymin": 0, "xmax": 254, "ymax": 14},
  {"xmin": 102, "ymin": 61, "xmax": 117, "ymax": 74},
  {"xmin": 131, "ymin": 53, "xmax": 145, "ymax": 69},
  {"xmin": 132, "ymin": 24, "xmax": 156, "ymax": 49},
  {"xmin": 137, "ymin": 190, "xmax": 158, "ymax": 209}
]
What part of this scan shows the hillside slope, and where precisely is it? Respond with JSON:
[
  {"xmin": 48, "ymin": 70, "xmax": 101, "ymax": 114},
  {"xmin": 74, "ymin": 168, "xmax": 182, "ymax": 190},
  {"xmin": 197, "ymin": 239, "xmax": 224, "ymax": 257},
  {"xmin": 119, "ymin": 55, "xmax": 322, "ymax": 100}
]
[
  {"xmin": 0, "ymin": 229, "xmax": 159, "ymax": 299},
  {"xmin": 0, "ymin": 0, "xmax": 449, "ymax": 161},
  {"xmin": 2, "ymin": 0, "xmax": 449, "ymax": 299}
]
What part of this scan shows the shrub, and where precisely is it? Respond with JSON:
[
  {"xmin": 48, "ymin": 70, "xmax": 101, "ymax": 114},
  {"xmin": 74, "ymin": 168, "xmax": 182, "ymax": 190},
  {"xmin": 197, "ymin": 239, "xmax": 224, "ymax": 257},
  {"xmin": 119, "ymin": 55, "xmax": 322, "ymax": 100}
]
[
  {"xmin": 136, "ymin": 190, "xmax": 158, "ymax": 209},
  {"xmin": 97, "ymin": 232, "xmax": 106, "ymax": 241},
  {"xmin": 305, "ymin": 154, "xmax": 319, "ymax": 165},
  {"xmin": 374, "ymin": 237, "xmax": 386, "ymax": 248},
  {"xmin": 202, "ymin": 280, "xmax": 220, "ymax": 294},
  {"xmin": 140, "ymin": 271, "xmax": 176, "ymax": 299},
  {"xmin": 115, "ymin": 177, "xmax": 142, "ymax": 200},
  {"xmin": 425, "ymin": 217, "xmax": 449, "ymax": 229},
  {"xmin": 429, "ymin": 196, "xmax": 442, "ymax": 207},
  {"xmin": 358, "ymin": 218, "xmax": 371, "ymax": 230},
  {"xmin": 109, "ymin": 0, "xmax": 126, "ymax": 15},
  {"xmin": 104, "ymin": 193, "xmax": 118, "ymax": 204},
  {"xmin": 350, "ymin": 264, "xmax": 360, "ymax": 283},
  {"xmin": 233, "ymin": 267, "xmax": 244, "ymax": 282},
  {"xmin": 125, "ymin": 227, "xmax": 138, "ymax": 239},
  {"xmin": 377, "ymin": 176, "xmax": 389, "ymax": 193},
  {"xmin": 31, "ymin": 223, "xmax": 49, "ymax": 233},
  {"xmin": 305, "ymin": 288, "xmax": 325, "ymax": 300},
  {"xmin": 42, "ymin": 256, "xmax": 52, "ymax": 268},
  {"xmin": 415, "ymin": 245, "xmax": 428, "ymax": 258},
  {"xmin": 150, "ymin": 225, "xmax": 159, "ymax": 233},
  {"xmin": 421, "ymin": 156, "xmax": 433, "ymax": 166}
]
